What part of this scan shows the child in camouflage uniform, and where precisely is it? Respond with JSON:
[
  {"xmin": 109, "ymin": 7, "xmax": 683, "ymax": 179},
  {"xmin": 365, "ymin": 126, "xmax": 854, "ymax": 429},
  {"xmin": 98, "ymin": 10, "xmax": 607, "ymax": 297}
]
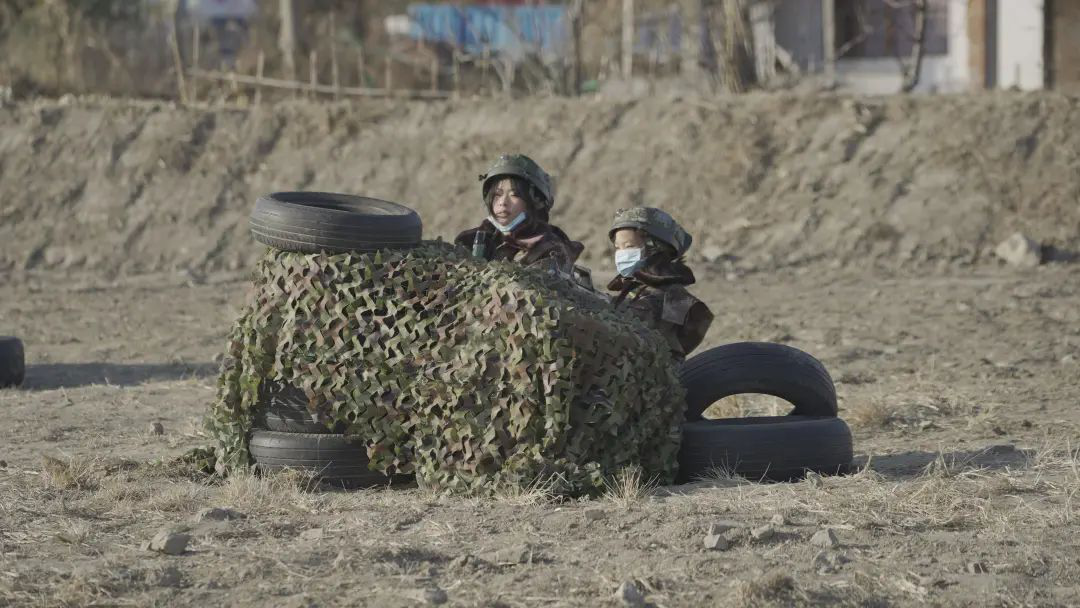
[
  {"xmin": 607, "ymin": 207, "xmax": 714, "ymax": 360},
  {"xmin": 455, "ymin": 154, "xmax": 584, "ymax": 276}
]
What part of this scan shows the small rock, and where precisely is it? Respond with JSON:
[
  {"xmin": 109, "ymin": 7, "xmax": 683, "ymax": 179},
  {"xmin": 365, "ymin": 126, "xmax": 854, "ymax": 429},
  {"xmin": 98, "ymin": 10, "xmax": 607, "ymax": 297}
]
[
  {"xmin": 810, "ymin": 528, "xmax": 839, "ymax": 549},
  {"xmin": 1062, "ymin": 354, "xmax": 1076, "ymax": 366},
  {"xmin": 197, "ymin": 507, "xmax": 245, "ymax": 522},
  {"xmin": 750, "ymin": 525, "xmax": 776, "ymax": 541},
  {"xmin": 701, "ymin": 245, "xmax": 726, "ymax": 264},
  {"xmin": 43, "ymin": 246, "xmax": 67, "ymax": 267},
  {"xmin": 143, "ymin": 530, "xmax": 190, "ymax": 555},
  {"xmin": 584, "ymin": 508, "xmax": 606, "ymax": 522},
  {"xmin": 299, "ymin": 527, "xmax": 325, "ymax": 541},
  {"xmin": 966, "ymin": 562, "xmax": 989, "ymax": 574},
  {"xmin": 770, "ymin": 513, "xmax": 786, "ymax": 526},
  {"xmin": 702, "ymin": 533, "xmax": 729, "ymax": 551},
  {"xmin": 708, "ymin": 520, "xmax": 742, "ymax": 536},
  {"xmin": 150, "ymin": 422, "xmax": 165, "ymax": 436},
  {"xmin": 994, "ymin": 233, "xmax": 1042, "ymax": 268},
  {"xmin": 813, "ymin": 550, "xmax": 851, "ymax": 573},
  {"xmin": 917, "ymin": 574, "xmax": 948, "ymax": 589},
  {"xmin": 0, "ymin": 460, "xmax": 7, "ymax": 468},
  {"xmin": 420, "ymin": 586, "xmax": 448, "ymax": 605},
  {"xmin": 615, "ymin": 580, "xmax": 646, "ymax": 607},
  {"xmin": 447, "ymin": 554, "xmax": 473, "ymax": 570},
  {"xmin": 154, "ymin": 566, "xmax": 184, "ymax": 588},
  {"xmin": 482, "ymin": 543, "xmax": 534, "ymax": 565}
]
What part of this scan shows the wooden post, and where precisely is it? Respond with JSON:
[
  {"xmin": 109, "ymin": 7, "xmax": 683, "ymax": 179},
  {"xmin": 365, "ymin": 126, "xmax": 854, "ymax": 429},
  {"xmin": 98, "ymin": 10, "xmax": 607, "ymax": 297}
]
[
  {"xmin": 167, "ymin": 1, "xmax": 188, "ymax": 104},
  {"xmin": 309, "ymin": 50, "xmax": 317, "ymax": 99},
  {"xmin": 481, "ymin": 46, "xmax": 490, "ymax": 94},
  {"xmin": 622, "ymin": 0, "xmax": 634, "ymax": 79},
  {"xmin": 900, "ymin": 0, "xmax": 929, "ymax": 92},
  {"xmin": 385, "ymin": 54, "xmax": 393, "ymax": 91},
  {"xmin": 750, "ymin": 0, "xmax": 776, "ymax": 84},
  {"xmin": 191, "ymin": 20, "xmax": 201, "ymax": 102},
  {"xmin": 278, "ymin": 0, "xmax": 297, "ymax": 81},
  {"xmin": 452, "ymin": 49, "xmax": 460, "ymax": 98},
  {"xmin": 254, "ymin": 51, "xmax": 265, "ymax": 106},
  {"xmin": 568, "ymin": 0, "xmax": 584, "ymax": 95},
  {"xmin": 430, "ymin": 54, "xmax": 439, "ymax": 91},
  {"xmin": 822, "ymin": 0, "xmax": 836, "ymax": 85},
  {"xmin": 330, "ymin": 11, "xmax": 340, "ymax": 100},
  {"xmin": 357, "ymin": 46, "xmax": 367, "ymax": 87},
  {"xmin": 678, "ymin": 0, "xmax": 699, "ymax": 77}
]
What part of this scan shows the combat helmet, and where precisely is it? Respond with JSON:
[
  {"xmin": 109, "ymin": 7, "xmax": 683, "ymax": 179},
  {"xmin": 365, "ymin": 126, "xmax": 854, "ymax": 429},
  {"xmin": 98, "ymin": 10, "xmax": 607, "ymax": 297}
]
[
  {"xmin": 479, "ymin": 154, "xmax": 555, "ymax": 213},
  {"xmin": 609, "ymin": 207, "xmax": 692, "ymax": 257}
]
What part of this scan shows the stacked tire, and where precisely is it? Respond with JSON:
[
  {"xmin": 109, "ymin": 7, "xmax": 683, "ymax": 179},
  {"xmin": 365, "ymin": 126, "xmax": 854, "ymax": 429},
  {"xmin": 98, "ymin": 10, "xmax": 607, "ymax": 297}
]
[
  {"xmin": 676, "ymin": 342, "xmax": 853, "ymax": 483},
  {"xmin": 0, "ymin": 337, "xmax": 25, "ymax": 388},
  {"xmin": 246, "ymin": 192, "xmax": 422, "ymax": 488}
]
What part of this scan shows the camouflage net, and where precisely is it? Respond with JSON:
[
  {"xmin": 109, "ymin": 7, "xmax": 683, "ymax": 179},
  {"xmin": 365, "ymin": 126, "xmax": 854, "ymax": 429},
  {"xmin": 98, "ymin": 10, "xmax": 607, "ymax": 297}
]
[{"xmin": 207, "ymin": 242, "xmax": 685, "ymax": 496}]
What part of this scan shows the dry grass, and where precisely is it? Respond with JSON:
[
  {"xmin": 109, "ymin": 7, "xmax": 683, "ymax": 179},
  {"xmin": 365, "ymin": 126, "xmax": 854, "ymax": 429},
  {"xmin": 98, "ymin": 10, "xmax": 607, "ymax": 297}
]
[
  {"xmin": 54, "ymin": 518, "xmax": 92, "ymax": 546},
  {"xmin": 732, "ymin": 571, "xmax": 799, "ymax": 608},
  {"xmin": 703, "ymin": 394, "xmax": 791, "ymax": 419},
  {"xmin": 40, "ymin": 453, "xmax": 102, "ymax": 491},
  {"xmin": 602, "ymin": 466, "xmax": 658, "ymax": 509},
  {"xmin": 213, "ymin": 468, "xmax": 324, "ymax": 516},
  {"xmin": 691, "ymin": 463, "xmax": 753, "ymax": 488},
  {"xmin": 845, "ymin": 399, "xmax": 894, "ymax": 429},
  {"xmin": 491, "ymin": 475, "xmax": 561, "ymax": 506}
]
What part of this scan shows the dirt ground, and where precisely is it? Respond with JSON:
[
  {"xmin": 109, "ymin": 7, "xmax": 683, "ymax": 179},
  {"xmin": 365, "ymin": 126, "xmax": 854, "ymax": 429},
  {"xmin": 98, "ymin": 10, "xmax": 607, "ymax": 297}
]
[
  {"xmin": 1, "ymin": 92, "xmax": 1079, "ymax": 606},
  {"xmin": 2, "ymin": 260, "xmax": 1078, "ymax": 607}
]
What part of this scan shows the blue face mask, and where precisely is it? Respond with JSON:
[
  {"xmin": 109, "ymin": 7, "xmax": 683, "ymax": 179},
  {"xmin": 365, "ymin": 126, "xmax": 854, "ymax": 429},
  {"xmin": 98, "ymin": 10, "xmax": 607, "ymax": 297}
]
[
  {"xmin": 488, "ymin": 212, "xmax": 527, "ymax": 234},
  {"xmin": 615, "ymin": 248, "xmax": 645, "ymax": 277}
]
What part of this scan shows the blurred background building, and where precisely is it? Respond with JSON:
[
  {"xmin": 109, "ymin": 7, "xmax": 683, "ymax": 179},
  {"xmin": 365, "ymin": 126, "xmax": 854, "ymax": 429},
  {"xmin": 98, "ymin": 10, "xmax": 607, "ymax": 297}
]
[{"xmin": 0, "ymin": 0, "xmax": 1075, "ymax": 100}]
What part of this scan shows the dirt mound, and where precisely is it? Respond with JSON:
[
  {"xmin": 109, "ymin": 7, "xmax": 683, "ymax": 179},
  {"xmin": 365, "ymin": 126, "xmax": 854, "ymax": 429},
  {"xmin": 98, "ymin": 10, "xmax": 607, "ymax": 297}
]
[{"xmin": 1, "ymin": 92, "xmax": 1077, "ymax": 278}]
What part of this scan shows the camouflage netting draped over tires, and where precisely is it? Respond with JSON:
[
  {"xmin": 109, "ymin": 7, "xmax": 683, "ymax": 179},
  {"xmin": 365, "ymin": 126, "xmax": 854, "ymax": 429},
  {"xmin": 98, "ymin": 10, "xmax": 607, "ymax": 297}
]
[{"xmin": 207, "ymin": 243, "xmax": 685, "ymax": 496}]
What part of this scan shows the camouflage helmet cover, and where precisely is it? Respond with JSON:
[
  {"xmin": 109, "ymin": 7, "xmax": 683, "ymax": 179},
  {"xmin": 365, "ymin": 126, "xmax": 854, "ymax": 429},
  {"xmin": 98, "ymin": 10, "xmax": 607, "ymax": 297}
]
[
  {"xmin": 609, "ymin": 207, "xmax": 692, "ymax": 257},
  {"xmin": 479, "ymin": 154, "xmax": 555, "ymax": 211}
]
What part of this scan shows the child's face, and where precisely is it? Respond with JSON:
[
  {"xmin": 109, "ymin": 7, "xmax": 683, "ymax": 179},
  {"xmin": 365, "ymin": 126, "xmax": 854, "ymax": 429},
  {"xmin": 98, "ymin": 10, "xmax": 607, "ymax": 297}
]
[
  {"xmin": 613, "ymin": 229, "xmax": 646, "ymax": 251},
  {"xmin": 488, "ymin": 178, "xmax": 528, "ymax": 224}
]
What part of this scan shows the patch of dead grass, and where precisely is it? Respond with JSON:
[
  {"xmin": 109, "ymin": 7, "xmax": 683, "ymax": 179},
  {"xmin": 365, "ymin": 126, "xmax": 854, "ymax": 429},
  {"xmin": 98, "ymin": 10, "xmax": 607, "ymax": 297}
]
[
  {"xmin": 603, "ymin": 466, "xmax": 657, "ymax": 509},
  {"xmin": 54, "ymin": 518, "xmax": 93, "ymax": 546},
  {"xmin": 491, "ymin": 475, "xmax": 561, "ymax": 506},
  {"xmin": 703, "ymin": 394, "xmax": 791, "ymax": 419},
  {"xmin": 845, "ymin": 399, "xmax": 894, "ymax": 429},
  {"xmin": 691, "ymin": 463, "xmax": 753, "ymax": 488},
  {"xmin": 732, "ymin": 570, "xmax": 799, "ymax": 607},
  {"xmin": 213, "ymin": 468, "xmax": 324, "ymax": 516},
  {"xmin": 40, "ymin": 453, "xmax": 102, "ymax": 492}
]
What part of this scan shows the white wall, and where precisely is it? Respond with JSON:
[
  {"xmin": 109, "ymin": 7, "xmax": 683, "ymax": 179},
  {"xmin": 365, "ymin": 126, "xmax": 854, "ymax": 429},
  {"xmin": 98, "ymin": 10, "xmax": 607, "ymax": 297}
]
[{"xmin": 997, "ymin": 0, "xmax": 1045, "ymax": 90}]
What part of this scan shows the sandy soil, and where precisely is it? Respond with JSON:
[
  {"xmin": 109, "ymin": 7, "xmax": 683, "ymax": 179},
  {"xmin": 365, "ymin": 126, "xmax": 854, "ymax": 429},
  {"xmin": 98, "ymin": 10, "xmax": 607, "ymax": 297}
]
[
  {"xmin": 1, "ymin": 92, "xmax": 1078, "ymax": 606},
  {"xmin": 2, "ymin": 260, "xmax": 1078, "ymax": 607},
  {"xmin": 2, "ymin": 93, "xmax": 1079, "ymax": 280}
]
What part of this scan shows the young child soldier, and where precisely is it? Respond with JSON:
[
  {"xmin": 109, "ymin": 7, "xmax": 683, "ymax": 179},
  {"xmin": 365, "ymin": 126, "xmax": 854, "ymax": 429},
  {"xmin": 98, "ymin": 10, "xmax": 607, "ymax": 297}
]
[
  {"xmin": 455, "ymin": 154, "xmax": 584, "ymax": 275},
  {"xmin": 607, "ymin": 207, "xmax": 714, "ymax": 360}
]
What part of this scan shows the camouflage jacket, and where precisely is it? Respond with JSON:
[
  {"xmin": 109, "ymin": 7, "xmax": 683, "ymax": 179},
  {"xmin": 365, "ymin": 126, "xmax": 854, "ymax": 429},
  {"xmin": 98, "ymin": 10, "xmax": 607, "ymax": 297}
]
[
  {"xmin": 455, "ymin": 219, "xmax": 585, "ymax": 276},
  {"xmin": 608, "ymin": 265, "xmax": 713, "ymax": 359}
]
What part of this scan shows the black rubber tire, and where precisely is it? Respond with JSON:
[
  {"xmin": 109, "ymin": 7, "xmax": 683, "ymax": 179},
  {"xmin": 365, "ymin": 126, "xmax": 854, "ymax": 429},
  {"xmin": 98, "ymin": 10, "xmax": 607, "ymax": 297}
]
[
  {"xmin": 677, "ymin": 416, "xmax": 853, "ymax": 483},
  {"xmin": 249, "ymin": 192, "xmax": 422, "ymax": 254},
  {"xmin": 248, "ymin": 430, "xmax": 399, "ymax": 488},
  {"xmin": 253, "ymin": 381, "xmax": 345, "ymax": 434},
  {"xmin": 0, "ymin": 337, "xmax": 25, "ymax": 388},
  {"xmin": 679, "ymin": 342, "xmax": 837, "ymax": 421}
]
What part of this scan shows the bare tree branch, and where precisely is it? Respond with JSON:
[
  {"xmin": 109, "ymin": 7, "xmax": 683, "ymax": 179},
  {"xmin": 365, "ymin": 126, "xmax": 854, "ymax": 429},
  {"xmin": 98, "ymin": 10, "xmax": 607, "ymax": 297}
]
[{"xmin": 900, "ymin": 0, "xmax": 927, "ymax": 92}]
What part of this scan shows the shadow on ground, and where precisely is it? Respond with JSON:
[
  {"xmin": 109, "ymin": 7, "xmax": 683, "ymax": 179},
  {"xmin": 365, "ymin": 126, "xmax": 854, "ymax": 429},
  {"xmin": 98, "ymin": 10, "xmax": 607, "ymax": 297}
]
[
  {"xmin": 20, "ymin": 362, "xmax": 218, "ymax": 389},
  {"xmin": 663, "ymin": 445, "xmax": 1033, "ymax": 495},
  {"xmin": 858, "ymin": 445, "xmax": 1031, "ymax": 479}
]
